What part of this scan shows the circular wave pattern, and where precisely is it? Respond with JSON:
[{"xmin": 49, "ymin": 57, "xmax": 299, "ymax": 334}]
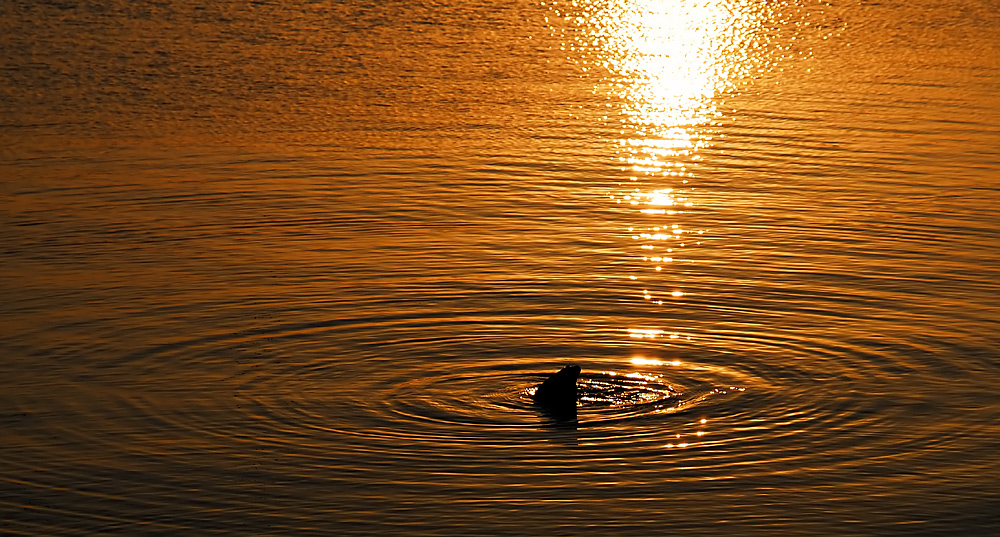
[
  {"xmin": 3, "ymin": 0, "xmax": 1000, "ymax": 533},
  {"xmin": 4, "ymin": 268, "xmax": 999, "ymax": 536},
  {"xmin": 388, "ymin": 367, "xmax": 690, "ymax": 429}
]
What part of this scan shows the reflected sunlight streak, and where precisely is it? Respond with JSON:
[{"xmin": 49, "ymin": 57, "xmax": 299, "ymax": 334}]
[
  {"xmin": 560, "ymin": 1, "xmax": 775, "ymax": 345},
  {"xmin": 590, "ymin": 0, "xmax": 771, "ymax": 159}
]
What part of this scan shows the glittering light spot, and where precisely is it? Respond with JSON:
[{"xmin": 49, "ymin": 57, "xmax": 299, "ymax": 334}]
[
  {"xmin": 630, "ymin": 357, "xmax": 682, "ymax": 366},
  {"xmin": 627, "ymin": 329, "xmax": 663, "ymax": 338}
]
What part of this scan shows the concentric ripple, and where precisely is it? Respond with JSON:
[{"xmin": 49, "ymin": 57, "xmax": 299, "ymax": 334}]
[
  {"xmin": 388, "ymin": 366, "xmax": 693, "ymax": 429},
  {"xmin": 3, "ymin": 0, "xmax": 1000, "ymax": 533}
]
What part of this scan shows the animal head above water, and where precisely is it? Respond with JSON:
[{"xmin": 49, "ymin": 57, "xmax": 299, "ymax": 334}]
[{"xmin": 531, "ymin": 364, "xmax": 581, "ymax": 409}]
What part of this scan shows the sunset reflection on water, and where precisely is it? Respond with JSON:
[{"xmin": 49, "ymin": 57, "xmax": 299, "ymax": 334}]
[
  {"xmin": 590, "ymin": 0, "xmax": 770, "ymax": 140},
  {"xmin": 3, "ymin": 0, "xmax": 1000, "ymax": 533},
  {"xmin": 555, "ymin": 0, "xmax": 779, "ymax": 339}
]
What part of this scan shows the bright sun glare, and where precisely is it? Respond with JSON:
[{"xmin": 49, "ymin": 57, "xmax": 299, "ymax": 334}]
[
  {"xmin": 591, "ymin": 0, "xmax": 769, "ymax": 159},
  {"xmin": 554, "ymin": 0, "xmax": 776, "ymax": 348}
]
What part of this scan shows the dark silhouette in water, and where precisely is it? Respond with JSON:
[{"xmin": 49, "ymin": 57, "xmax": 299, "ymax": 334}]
[{"xmin": 532, "ymin": 365, "xmax": 580, "ymax": 421}]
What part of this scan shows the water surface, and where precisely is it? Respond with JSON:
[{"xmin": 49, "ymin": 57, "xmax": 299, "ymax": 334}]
[{"xmin": 2, "ymin": 0, "xmax": 1000, "ymax": 534}]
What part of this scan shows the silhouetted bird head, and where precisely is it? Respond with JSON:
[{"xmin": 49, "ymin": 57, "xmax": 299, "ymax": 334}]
[{"xmin": 532, "ymin": 364, "xmax": 581, "ymax": 411}]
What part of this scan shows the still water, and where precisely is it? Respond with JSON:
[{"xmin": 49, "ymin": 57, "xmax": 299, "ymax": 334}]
[{"xmin": 2, "ymin": 0, "xmax": 1000, "ymax": 534}]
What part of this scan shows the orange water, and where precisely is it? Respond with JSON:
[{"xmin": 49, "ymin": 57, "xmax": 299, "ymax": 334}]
[{"xmin": 2, "ymin": 0, "xmax": 999, "ymax": 534}]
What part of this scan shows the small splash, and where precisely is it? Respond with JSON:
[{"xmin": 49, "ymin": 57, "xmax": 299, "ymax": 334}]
[{"xmin": 578, "ymin": 370, "xmax": 680, "ymax": 409}]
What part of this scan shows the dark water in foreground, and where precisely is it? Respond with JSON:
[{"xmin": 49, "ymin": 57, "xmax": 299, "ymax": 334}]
[{"xmin": 2, "ymin": 0, "xmax": 1000, "ymax": 534}]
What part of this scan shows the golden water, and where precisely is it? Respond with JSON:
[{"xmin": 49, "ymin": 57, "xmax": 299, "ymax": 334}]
[{"xmin": 2, "ymin": 0, "xmax": 999, "ymax": 534}]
